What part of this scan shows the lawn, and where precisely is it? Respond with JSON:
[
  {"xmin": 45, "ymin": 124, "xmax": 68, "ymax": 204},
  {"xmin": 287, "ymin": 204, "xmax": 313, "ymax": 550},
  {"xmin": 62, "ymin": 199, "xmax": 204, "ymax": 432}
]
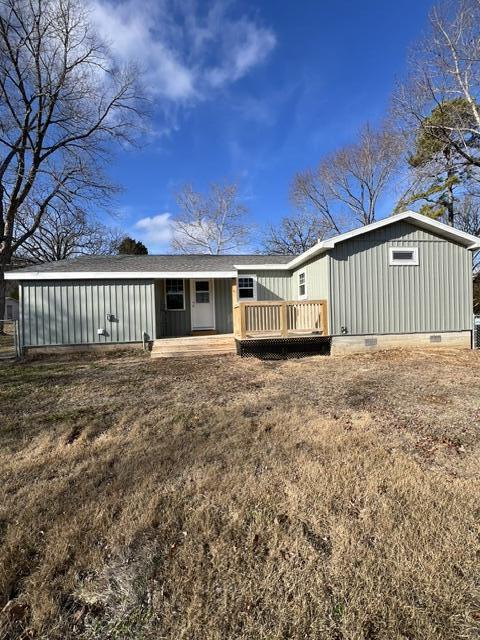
[{"xmin": 1, "ymin": 348, "xmax": 480, "ymax": 639}]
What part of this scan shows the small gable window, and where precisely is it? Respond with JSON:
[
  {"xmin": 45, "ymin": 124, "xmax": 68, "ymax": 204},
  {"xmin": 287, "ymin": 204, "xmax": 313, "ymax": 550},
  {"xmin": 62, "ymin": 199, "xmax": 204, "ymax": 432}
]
[
  {"xmin": 238, "ymin": 275, "xmax": 257, "ymax": 300},
  {"xmin": 165, "ymin": 279, "xmax": 185, "ymax": 310},
  {"xmin": 298, "ymin": 271, "xmax": 307, "ymax": 299},
  {"xmin": 389, "ymin": 247, "xmax": 419, "ymax": 266}
]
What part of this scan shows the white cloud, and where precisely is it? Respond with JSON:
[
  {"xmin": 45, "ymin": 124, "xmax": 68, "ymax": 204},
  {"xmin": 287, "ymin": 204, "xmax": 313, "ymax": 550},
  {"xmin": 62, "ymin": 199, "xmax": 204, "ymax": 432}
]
[
  {"xmin": 89, "ymin": 0, "xmax": 276, "ymax": 102},
  {"xmin": 134, "ymin": 212, "xmax": 174, "ymax": 250},
  {"xmin": 206, "ymin": 21, "xmax": 276, "ymax": 88}
]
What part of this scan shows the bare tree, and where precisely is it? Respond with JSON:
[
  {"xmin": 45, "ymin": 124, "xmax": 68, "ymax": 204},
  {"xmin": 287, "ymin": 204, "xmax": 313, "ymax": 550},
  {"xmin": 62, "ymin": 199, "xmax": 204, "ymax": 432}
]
[
  {"xmin": 292, "ymin": 124, "xmax": 404, "ymax": 231},
  {"xmin": 15, "ymin": 208, "xmax": 123, "ymax": 264},
  {"xmin": 395, "ymin": 1, "xmax": 480, "ymax": 177},
  {"xmin": 260, "ymin": 210, "xmax": 328, "ymax": 255},
  {"xmin": 171, "ymin": 182, "xmax": 251, "ymax": 254},
  {"xmin": 0, "ymin": 0, "xmax": 142, "ymax": 323},
  {"xmin": 291, "ymin": 170, "xmax": 343, "ymax": 235}
]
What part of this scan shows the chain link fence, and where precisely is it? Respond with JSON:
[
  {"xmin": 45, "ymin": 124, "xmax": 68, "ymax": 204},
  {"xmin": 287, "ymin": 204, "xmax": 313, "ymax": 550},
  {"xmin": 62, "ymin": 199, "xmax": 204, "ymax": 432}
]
[
  {"xmin": 0, "ymin": 320, "xmax": 19, "ymax": 359},
  {"xmin": 474, "ymin": 317, "xmax": 480, "ymax": 350}
]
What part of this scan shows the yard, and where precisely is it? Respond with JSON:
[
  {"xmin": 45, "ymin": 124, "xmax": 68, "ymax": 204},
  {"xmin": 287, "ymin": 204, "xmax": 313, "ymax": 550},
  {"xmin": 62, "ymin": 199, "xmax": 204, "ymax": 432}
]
[{"xmin": 1, "ymin": 348, "xmax": 480, "ymax": 640}]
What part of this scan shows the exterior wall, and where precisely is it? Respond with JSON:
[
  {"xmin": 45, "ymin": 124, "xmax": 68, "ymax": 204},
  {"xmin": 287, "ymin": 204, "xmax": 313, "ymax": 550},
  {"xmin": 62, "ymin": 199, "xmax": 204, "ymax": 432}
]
[
  {"xmin": 328, "ymin": 221, "xmax": 473, "ymax": 336},
  {"xmin": 155, "ymin": 278, "xmax": 233, "ymax": 338},
  {"xmin": 292, "ymin": 255, "xmax": 329, "ymax": 302},
  {"xmin": 21, "ymin": 279, "xmax": 155, "ymax": 347},
  {"xmin": 239, "ymin": 270, "xmax": 292, "ymax": 301}
]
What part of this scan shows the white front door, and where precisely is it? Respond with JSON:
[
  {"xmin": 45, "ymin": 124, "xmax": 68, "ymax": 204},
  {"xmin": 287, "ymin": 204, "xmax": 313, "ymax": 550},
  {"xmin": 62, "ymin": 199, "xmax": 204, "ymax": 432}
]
[{"xmin": 190, "ymin": 279, "xmax": 215, "ymax": 330}]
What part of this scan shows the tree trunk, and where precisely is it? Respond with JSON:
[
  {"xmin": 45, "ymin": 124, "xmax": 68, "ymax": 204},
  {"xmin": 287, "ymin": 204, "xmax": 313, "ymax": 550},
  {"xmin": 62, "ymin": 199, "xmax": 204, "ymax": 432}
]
[
  {"xmin": 0, "ymin": 270, "xmax": 6, "ymax": 335},
  {"xmin": 446, "ymin": 176, "xmax": 455, "ymax": 225},
  {"xmin": 0, "ymin": 244, "xmax": 13, "ymax": 335},
  {"xmin": 444, "ymin": 149, "xmax": 455, "ymax": 226}
]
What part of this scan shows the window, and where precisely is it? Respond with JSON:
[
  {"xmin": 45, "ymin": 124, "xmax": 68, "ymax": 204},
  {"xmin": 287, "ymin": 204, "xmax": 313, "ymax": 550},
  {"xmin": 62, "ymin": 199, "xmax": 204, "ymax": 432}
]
[
  {"xmin": 389, "ymin": 247, "xmax": 419, "ymax": 266},
  {"xmin": 237, "ymin": 275, "xmax": 257, "ymax": 300},
  {"xmin": 298, "ymin": 271, "xmax": 306, "ymax": 299},
  {"xmin": 165, "ymin": 279, "xmax": 185, "ymax": 310},
  {"xmin": 195, "ymin": 280, "xmax": 210, "ymax": 304}
]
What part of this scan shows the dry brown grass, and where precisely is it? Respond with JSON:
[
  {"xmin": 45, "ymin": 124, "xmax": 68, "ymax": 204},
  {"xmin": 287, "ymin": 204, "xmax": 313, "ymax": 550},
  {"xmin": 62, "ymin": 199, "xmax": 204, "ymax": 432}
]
[{"xmin": 1, "ymin": 347, "xmax": 480, "ymax": 639}]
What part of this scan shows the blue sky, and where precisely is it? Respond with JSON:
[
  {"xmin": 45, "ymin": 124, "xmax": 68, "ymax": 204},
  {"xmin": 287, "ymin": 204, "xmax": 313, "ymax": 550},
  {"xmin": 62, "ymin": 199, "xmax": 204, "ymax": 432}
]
[{"xmin": 93, "ymin": 0, "xmax": 435, "ymax": 252}]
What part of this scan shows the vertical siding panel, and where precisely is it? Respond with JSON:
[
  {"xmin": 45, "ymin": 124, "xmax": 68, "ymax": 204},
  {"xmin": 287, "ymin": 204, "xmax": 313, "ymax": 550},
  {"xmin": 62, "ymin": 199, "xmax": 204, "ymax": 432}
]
[
  {"xmin": 152, "ymin": 282, "xmax": 157, "ymax": 337},
  {"xmin": 21, "ymin": 285, "xmax": 28, "ymax": 346},
  {"xmin": 122, "ymin": 283, "xmax": 128, "ymax": 341},
  {"xmin": 141, "ymin": 283, "xmax": 147, "ymax": 339},
  {"xmin": 22, "ymin": 285, "xmax": 28, "ymax": 347},
  {"xmin": 118, "ymin": 283, "xmax": 123, "ymax": 341}
]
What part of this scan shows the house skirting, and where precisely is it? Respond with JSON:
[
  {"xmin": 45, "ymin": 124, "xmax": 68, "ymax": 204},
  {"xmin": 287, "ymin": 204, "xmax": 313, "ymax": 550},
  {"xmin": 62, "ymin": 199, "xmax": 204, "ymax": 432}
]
[
  {"xmin": 330, "ymin": 330, "xmax": 472, "ymax": 355},
  {"xmin": 23, "ymin": 342, "xmax": 147, "ymax": 356}
]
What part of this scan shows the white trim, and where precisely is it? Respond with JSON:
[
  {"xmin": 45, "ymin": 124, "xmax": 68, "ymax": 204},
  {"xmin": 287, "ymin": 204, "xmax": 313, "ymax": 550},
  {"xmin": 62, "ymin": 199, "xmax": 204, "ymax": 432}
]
[
  {"xmin": 237, "ymin": 273, "xmax": 257, "ymax": 301},
  {"xmin": 5, "ymin": 270, "xmax": 237, "ymax": 281},
  {"xmin": 165, "ymin": 278, "xmax": 185, "ymax": 311},
  {"xmin": 298, "ymin": 270, "xmax": 307, "ymax": 299},
  {"xmin": 190, "ymin": 278, "xmax": 216, "ymax": 330},
  {"xmin": 233, "ymin": 263, "xmax": 290, "ymax": 271},
  {"xmin": 389, "ymin": 246, "xmax": 419, "ymax": 266}
]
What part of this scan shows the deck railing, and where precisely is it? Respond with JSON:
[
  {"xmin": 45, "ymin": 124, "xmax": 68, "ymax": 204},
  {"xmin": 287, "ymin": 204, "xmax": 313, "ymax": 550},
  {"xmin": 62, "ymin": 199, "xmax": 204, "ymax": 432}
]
[{"xmin": 233, "ymin": 299, "xmax": 328, "ymax": 339}]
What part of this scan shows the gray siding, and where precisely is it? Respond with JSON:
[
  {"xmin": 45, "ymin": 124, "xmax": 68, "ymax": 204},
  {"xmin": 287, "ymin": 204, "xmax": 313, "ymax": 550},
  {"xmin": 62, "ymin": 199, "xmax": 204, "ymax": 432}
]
[
  {"xmin": 329, "ymin": 221, "xmax": 473, "ymax": 335},
  {"xmin": 214, "ymin": 279, "xmax": 233, "ymax": 333},
  {"xmin": 292, "ymin": 255, "xmax": 329, "ymax": 301},
  {"xmin": 21, "ymin": 280, "xmax": 155, "ymax": 346},
  {"xmin": 239, "ymin": 270, "xmax": 292, "ymax": 301}
]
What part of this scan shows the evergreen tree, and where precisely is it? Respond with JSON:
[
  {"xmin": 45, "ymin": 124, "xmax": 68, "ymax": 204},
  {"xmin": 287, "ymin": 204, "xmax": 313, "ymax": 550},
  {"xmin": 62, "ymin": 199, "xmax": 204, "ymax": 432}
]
[
  {"xmin": 398, "ymin": 99, "xmax": 479, "ymax": 224},
  {"xmin": 117, "ymin": 237, "xmax": 148, "ymax": 255}
]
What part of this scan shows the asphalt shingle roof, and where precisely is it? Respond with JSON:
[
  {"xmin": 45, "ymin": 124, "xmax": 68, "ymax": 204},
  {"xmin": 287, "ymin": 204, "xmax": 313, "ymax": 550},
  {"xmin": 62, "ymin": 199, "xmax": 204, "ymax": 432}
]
[{"xmin": 12, "ymin": 254, "xmax": 293, "ymax": 274}]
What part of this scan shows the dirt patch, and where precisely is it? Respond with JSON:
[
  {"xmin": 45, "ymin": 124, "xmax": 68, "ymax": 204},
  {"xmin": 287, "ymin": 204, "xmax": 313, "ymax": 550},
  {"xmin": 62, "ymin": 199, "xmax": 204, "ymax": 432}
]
[{"xmin": 1, "ymin": 348, "xmax": 480, "ymax": 639}]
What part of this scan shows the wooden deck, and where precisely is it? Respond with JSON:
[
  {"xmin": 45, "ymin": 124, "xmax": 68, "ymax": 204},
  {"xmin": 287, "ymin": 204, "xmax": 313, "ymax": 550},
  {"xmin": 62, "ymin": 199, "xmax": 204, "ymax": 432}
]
[{"xmin": 151, "ymin": 299, "xmax": 329, "ymax": 359}]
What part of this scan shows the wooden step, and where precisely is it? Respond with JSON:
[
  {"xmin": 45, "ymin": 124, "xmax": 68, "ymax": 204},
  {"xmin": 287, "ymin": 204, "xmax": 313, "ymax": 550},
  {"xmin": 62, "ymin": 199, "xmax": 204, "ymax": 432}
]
[
  {"xmin": 151, "ymin": 349, "xmax": 235, "ymax": 359},
  {"xmin": 150, "ymin": 334, "xmax": 236, "ymax": 359},
  {"xmin": 151, "ymin": 339, "xmax": 234, "ymax": 350},
  {"xmin": 190, "ymin": 329, "xmax": 217, "ymax": 336}
]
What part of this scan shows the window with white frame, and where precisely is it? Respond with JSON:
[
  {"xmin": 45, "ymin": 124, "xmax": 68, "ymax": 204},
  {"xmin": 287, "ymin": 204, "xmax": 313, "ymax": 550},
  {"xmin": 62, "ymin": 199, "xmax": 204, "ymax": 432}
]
[
  {"xmin": 237, "ymin": 275, "xmax": 257, "ymax": 300},
  {"xmin": 298, "ymin": 271, "xmax": 307, "ymax": 299},
  {"xmin": 389, "ymin": 247, "xmax": 419, "ymax": 266},
  {"xmin": 165, "ymin": 279, "xmax": 185, "ymax": 310}
]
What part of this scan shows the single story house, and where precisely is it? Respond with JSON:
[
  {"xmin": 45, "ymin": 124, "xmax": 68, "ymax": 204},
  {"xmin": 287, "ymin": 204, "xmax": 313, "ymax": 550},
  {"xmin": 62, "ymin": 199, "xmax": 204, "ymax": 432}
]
[
  {"xmin": 3, "ymin": 297, "xmax": 19, "ymax": 321},
  {"xmin": 5, "ymin": 211, "xmax": 480, "ymax": 356}
]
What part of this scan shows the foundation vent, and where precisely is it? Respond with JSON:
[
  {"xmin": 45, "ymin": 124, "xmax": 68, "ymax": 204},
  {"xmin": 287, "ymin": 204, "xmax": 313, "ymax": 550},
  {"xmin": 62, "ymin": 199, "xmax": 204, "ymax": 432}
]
[
  {"xmin": 364, "ymin": 337, "xmax": 377, "ymax": 347},
  {"xmin": 430, "ymin": 334, "xmax": 442, "ymax": 343}
]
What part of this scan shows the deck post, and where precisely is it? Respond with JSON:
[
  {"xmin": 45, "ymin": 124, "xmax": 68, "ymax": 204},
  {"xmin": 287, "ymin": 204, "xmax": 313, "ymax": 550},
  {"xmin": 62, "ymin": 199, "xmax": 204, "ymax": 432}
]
[
  {"xmin": 320, "ymin": 300, "xmax": 328, "ymax": 335},
  {"xmin": 280, "ymin": 302, "xmax": 288, "ymax": 337},
  {"xmin": 240, "ymin": 303, "xmax": 247, "ymax": 339},
  {"xmin": 231, "ymin": 278, "xmax": 237, "ymax": 337}
]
